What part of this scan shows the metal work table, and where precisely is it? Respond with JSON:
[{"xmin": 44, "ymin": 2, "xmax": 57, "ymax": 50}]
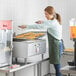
[
  {"xmin": 61, "ymin": 65, "xmax": 76, "ymax": 76},
  {"xmin": 0, "ymin": 58, "xmax": 49, "ymax": 76}
]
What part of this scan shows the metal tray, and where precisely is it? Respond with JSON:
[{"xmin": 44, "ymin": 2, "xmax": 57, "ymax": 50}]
[{"xmin": 13, "ymin": 31, "xmax": 46, "ymax": 41}]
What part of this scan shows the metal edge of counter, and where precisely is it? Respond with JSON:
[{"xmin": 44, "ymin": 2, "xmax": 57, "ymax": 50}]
[{"xmin": 0, "ymin": 58, "xmax": 49, "ymax": 73}]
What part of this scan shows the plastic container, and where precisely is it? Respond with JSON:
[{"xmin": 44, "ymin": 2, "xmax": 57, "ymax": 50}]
[{"xmin": 70, "ymin": 18, "xmax": 76, "ymax": 38}]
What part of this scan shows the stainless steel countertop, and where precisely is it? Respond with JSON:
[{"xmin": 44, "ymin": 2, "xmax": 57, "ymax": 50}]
[{"xmin": 0, "ymin": 58, "xmax": 49, "ymax": 73}]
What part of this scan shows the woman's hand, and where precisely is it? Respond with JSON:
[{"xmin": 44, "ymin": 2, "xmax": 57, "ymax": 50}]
[
  {"xmin": 18, "ymin": 25, "xmax": 27, "ymax": 29},
  {"xmin": 35, "ymin": 20, "xmax": 44, "ymax": 24}
]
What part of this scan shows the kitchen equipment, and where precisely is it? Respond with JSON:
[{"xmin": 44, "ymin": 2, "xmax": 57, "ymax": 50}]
[
  {"xmin": 70, "ymin": 18, "xmax": 76, "ymax": 39},
  {"xmin": 68, "ymin": 18, "xmax": 76, "ymax": 67},
  {"xmin": 0, "ymin": 20, "xmax": 13, "ymax": 67},
  {"xmin": 13, "ymin": 39, "xmax": 46, "ymax": 64}
]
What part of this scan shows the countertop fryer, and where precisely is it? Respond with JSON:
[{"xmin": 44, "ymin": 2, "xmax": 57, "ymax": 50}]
[
  {"xmin": 13, "ymin": 31, "xmax": 46, "ymax": 64},
  {"xmin": 0, "ymin": 20, "xmax": 13, "ymax": 67}
]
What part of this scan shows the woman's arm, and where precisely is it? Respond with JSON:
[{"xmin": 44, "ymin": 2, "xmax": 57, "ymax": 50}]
[
  {"xmin": 18, "ymin": 24, "xmax": 45, "ymax": 29},
  {"xmin": 18, "ymin": 20, "xmax": 52, "ymax": 29}
]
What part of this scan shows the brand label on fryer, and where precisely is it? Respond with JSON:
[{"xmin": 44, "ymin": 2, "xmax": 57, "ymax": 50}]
[{"xmin": 0, "ymin": 20, "xmax": 12, "ymax": 30}]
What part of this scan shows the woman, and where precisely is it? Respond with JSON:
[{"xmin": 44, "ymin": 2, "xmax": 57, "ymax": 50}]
[
  {"xmin": 44, "ymin": 6, "xmax": 62, "ymax": 76},
  {"xmin": 19, "ymin": 6, "xmax": 62, "ymax": 76}
]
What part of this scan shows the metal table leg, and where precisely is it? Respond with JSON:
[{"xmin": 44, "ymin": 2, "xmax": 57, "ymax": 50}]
[
  {"xmin": 6, "ymin": 73, "xmax": 9, "ymax": 76},
  {"xmin": 6, "ymin": 72, "xmax": 15, "ymax": 76},
  {"xmin": 13, "ymin": 72, "xmax": 15, "ymax": 76},
  {"xmin": 34, "ymin": 65, "xmax": 36, "ymax": 76},
  {"xmin": 37, "ymin": 63, "xmax": 41, "ymax": 76},
  {"xmin": 68, "ymin": 73, "xmax": 70, "ymax": 76}
]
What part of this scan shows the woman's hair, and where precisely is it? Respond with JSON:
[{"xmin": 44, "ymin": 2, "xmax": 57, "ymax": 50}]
[
  {"xmin": 44, "ymin": 6, "xmax": 61, "ymax": 24},
  {"xmin": 56, "ymin": 13, "xmax": 62, "ymax": 24},
  {"xmin": 44, "ymin": 6, "xmax": 55, "ymax": 15}
]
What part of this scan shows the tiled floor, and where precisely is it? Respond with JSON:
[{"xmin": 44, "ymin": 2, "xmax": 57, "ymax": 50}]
[
  {"xmin": 44, "ymin": 73, "xmax": 55, "ymax": 76},
  {"xmin": 44, "ymin": 53, "xmax": 75, "ymax": 76}
]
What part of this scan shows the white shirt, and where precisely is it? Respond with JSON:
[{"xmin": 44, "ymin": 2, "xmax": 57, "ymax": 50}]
[{"xmin": 27, "ymin": 19, "xmax": 62, "ymax": 40}]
